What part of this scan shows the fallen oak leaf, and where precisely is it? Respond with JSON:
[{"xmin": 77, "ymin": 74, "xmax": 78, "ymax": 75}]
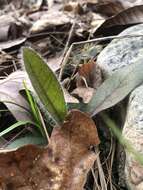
[{"xmin": 0, "ymin": 110, "xmax": 99, "ymax": 190}]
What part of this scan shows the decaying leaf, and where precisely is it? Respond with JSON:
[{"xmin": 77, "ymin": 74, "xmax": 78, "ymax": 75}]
[
  {"xmin": 0, "ymin": 15, "xmax": 19, "ymax": 42},
  {"xmin": 0, "ymin": 70, "xmax": 32, "ymax": 121},
  {"xmin": 77, "ymin": 60, "xmax": 102, "ymax": 89},
  {"xmin": 95, "ymin": 5, "xmax": 143, "ymax": 35},
  {"xmin": 0, "ymin": 38, "xmax": 26, "ymax": 51},
  {"xmin": 96, "ymin": 0, "xmax": 143, "ymax": 9},
  {"xmin": 72, "ymin": 60, "xmax": 102, "ymax": 103},
  {"xmin": 64, "ymin": 2, "xmax": 83, "ymax": 14},
  {"xmin": 86, "ymin": 51, "xmax": 143, "ymax": 116},
  {"xmin": 87, "ymin": 1, "xmax": 125, "ymax": 17},
  {"xmin": 0, "ymin": 110, "xmax": 99, "ymax": 190},
  {"xmin": 116, "ymin": 0, "xmax": 143, "ymax": 8},
  {"xmin": 30, "ymin": 10, "xmax": 72, "ymax": 33}
]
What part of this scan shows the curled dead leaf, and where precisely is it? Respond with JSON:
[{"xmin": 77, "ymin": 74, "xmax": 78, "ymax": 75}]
[
  {"xmin": 0, "ymin": 110, "xmax": 99, "ymax": 190},
  {"xmin": 77, "ymin": 60, "xmax": 102, "ymax": 89}
]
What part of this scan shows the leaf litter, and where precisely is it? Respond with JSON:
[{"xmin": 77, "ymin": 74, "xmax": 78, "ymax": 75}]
[
  {"xmin": 0, "ymin": 110, "xmax": 99, "ymax": 190},
  {"xmin": 1, "ymin": 0, "xmax": 143, "ymax": 190}
]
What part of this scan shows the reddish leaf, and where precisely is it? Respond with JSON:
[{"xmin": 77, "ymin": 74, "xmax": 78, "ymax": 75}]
[{"xmin": 77, "ymin": 60, "xmax": 102, "ymax": 89}]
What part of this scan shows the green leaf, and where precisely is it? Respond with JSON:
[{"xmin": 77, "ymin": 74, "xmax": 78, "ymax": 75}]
[
  {"xmin": 86, "ymin": 52, "xmax": 143, "ymax": 116},
  {"xmin": 23, "ymin": 81, "xmax": 44, "ymax": 135},
  {"xmin": 6, "ymin": 135, "xmax": 47, "ymax": 149},
  {"xmin": 0, "ymin": 121, "xmax": 32, "ymax": 137},
  {"xmin": 23, "ymin": 48, "xmax": 67, "ymax": 124}
]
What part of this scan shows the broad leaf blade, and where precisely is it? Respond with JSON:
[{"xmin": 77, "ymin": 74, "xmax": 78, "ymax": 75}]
[
  {"xmin": 23, "ymin": 48, "xmax": 67, "ymax": 124},
  {"xmin": 86, "ymin": 53, "xmax": 143, "ymax": 116},
  {"xmin": 6, "ymin": 136, "xmax": 47, "ymax": 149}
]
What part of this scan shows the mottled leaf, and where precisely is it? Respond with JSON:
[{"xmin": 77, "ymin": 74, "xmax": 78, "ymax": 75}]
[{"xmin": 86, "ymin": 52, "xmax": 143, "ymax": 116}]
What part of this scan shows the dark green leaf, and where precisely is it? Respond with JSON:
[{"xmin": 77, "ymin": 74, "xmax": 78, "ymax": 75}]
[{"xmin": 23, "ymin": 48, "xmax": 67, "ymax": 124}]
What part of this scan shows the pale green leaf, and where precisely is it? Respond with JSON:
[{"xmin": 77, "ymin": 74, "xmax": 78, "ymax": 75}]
[
  {"xmin": 23, "ymin": 48, "xmax": 67, "ymax": 124},
  {"xmin": 6, "ymin": 136, "xmax": 46, "ymax": 149},
  {"xmin": 86, "ymin": 53, "xmax": 143, "ymax": 116}
]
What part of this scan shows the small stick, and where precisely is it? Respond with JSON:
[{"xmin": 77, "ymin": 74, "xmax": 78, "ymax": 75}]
[{"xmin": 59, "ymin": 19, "xmax": 76, "ymax": 81}]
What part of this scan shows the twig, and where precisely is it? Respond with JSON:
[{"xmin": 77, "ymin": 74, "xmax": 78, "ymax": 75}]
[
  {"xmin": 59, "ymin": 19, "xmax": 76, "ymax": 81},
  {"xmin": 95, "ymin": 147, "xmax": 108, "ymax": 190},
  {"xmin": 38, "ymin": 109, "xmax": 50, "ymax": 143},
  {"xmin": 71, "ymin": 34, "xmax": 143, "ymax": 46},
  {"xmin": 91, "ymin": 167, "xmax": 101, "ymax": 190}
]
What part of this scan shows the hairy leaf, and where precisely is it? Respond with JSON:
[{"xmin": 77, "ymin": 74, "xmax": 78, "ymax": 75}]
[
  {"xmin": 23, "ymin": 47, "xmax": 67, "ymax": 124},
  {"xmin": 86, "ymin": 52, "xmax": 143, "ymax": 116}
]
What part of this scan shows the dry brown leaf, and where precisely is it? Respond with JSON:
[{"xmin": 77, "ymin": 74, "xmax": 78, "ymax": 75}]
[
  {"xmin": 64, "ymin": 2, "xmax": 83, "ymax": 14},
  {"xmin": 72, "ymin": 87, "xmax": 94, "ymax": 103},
  {"xmin": 77, "ymin": 60, "xmax": 102, "ymax": 89},
  {"xmin": 96, "ymin": 0, "xmax": 143, "ymax": 9},
  {"xmin": 7, "ymin": 0, "xmax": 43, "ymax": 10},
  {"xmin": 0, "ymin": 110, "xmax": 99, "ymax": 190},
  {"xmin": 73, "ymin": 60, "xmax": 102, "ymax": 103},
  {"xmin": 116, "ymin": 0, "xmax": 143, "ymax": 8},
  {"xmin": 87, "ymin": 1, "xmax": 125, "ymax": 17},
  {"xmin": 95, "ymin": 5, "xmax": 143, "ymax": 35},
  {"xmin": 30, "ymin": 10, "xmax": 72, "ymax": 33}
]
